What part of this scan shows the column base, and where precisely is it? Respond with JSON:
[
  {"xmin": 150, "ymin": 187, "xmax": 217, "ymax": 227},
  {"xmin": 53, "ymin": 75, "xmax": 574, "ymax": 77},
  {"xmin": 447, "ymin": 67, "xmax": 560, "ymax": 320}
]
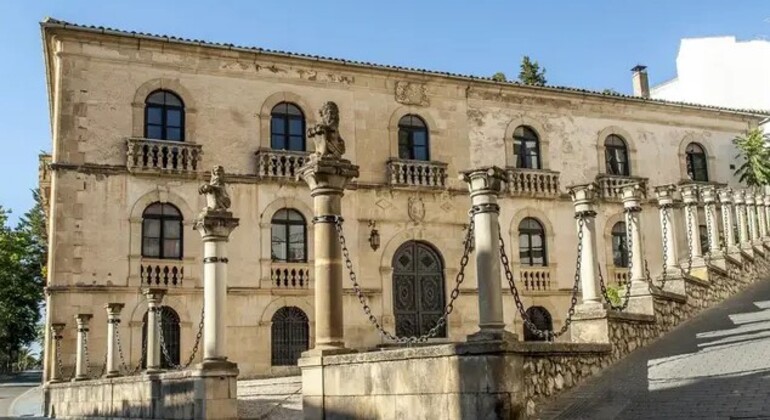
[
  {"xmin": 72, "ymin": 375, "xmax": 90, "ymax": 382},
  {"xmin": 144, "ymin": 367, "xmax": 164, "ymax": 375},
  {"xmin": 104, "ymin": 371, "xmax": 121, "ymax": 378},
  {"xmin": 570, "ymin": 304, "xmax": 609, "ymax": 344},
  {"xmin": 655, "ymin": 271, "xmax": 687, "ymax": 296},
  {"xmin": 197, "ymin": 358, "xmax": 239, "ymax": 372},
  {"xmin": 707, "ymin": 251, "xmax": 727, "ymax": 271},
  {"xmin": 624, "ymin": 280, "xmax": 655, "ymax": 316},
  {"xmin": 466, "ymin": 328, "xmax": 518, "ymax": 343},
  {"xmin": 302, "ymin": 346, "xmax": 356, "ymax": 358}
]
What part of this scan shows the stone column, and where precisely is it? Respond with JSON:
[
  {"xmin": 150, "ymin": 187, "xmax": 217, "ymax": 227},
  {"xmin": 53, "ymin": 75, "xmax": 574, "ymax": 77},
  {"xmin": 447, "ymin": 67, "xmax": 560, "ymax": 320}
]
[
  {"xmin": 462, "ymin": 167, "xmax": 514, "ymax": 342},
  {"xmin": 73, "ymin": 314, "xmax": 92, "ymax": 381},
  {"xmin": 718, "ymin": 188, "xmax": 739, "ymax": 255},
  {"xmin": 746, "ymin": 193, "xmax": 760, "ymax": 244},
  {"xmin": 621, "ymin": 183, "xmax": 645, "ymax": 286},
  {"xmin": 734, "ymin": 190, "xmax": 751, "ymax": 252},
  {"xmin": 655, "ymin": 185, "xmax": 680, "ymax": 276},
  {"xmin": 49, "ymin": 323, "xmax": 65, "ymax": 383},
  {"xmin": 701, "ymin": 186, "xmax": 724, "ymax": 266},
  {"xmin": 144, "ymin": 288, "xmax": 165, "ymax": 373},
  {"xmin": 298, "ymin": 156, "xmax": 359, "ymax": 353},
  {"xmin": 757, "ymin": 193, "xmax": 768, "ymax": 240},
  {"xmin": 680, "ymin": 184, "xmax": 704, "ymax": 266},
  {"xmin": 104, "ymin": 303, "xmax": 124, "ymax": 378},
  {"xmin": 569, "ymin": 184, "xmax": 602, "ymax": 310}
]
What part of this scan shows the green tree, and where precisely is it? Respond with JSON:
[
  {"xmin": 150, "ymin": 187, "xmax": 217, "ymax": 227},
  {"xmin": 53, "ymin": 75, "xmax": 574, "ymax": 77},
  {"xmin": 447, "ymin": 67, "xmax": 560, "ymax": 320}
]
[
  {"xmin": 0, "ymin": 190, "xmax": 46, "ymax": 371},
  {"xmin": 491, "ymin": 72, "xmax": 507, "ymax": 82},
  {"xmin": 518, "ymin": 56, "xmax": 547, "ymax": 85},
  {"xmin": 733, "ymin": 128, "xmax": 770, "ymax": 187}
]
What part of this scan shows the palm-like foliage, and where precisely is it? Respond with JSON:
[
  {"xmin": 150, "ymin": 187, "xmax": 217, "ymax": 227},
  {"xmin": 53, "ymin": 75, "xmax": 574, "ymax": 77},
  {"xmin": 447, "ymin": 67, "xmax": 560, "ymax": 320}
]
[{"xmin": 733, "ymin": 128, "xmax": 770, "ymax": 187}]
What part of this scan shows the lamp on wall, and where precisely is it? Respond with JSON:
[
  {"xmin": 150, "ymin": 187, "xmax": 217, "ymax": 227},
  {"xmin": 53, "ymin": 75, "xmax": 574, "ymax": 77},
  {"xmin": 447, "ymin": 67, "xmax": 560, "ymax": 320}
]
[{"xmin": 368, "ymin": 220, "xmax": 380, "ymax": 251}]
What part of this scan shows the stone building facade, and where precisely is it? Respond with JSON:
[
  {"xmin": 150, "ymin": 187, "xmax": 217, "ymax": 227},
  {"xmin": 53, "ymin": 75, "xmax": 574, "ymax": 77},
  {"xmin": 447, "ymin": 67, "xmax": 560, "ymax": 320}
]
[{"xmin": 39, "ymin": 18, "xmax": 767, "ymax": 379}]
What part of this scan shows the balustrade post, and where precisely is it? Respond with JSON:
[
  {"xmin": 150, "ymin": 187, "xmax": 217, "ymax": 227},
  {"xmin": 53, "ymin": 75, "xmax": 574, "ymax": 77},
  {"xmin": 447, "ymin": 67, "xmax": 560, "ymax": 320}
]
[
  {"xmin": 655, "ymin": 185, "xmax": 680, "ymax": 276},
  {"xmin": 49, "ymin": 323, "xmax": 65, "ymax": 383},
  {"xmin": 73, "ymin": 314, "xmax": 92, "ymax": 381},
  {"xmin": 680, "ymin": 185, "xmax": 706, "ymax": 276},
  {"xmin": 701, "ymin": 186, "xmax": 725, "ymax": 268},
  {"xmin": 568, "ymin": 183, "xmax": 609, "ymax": 343},
  {"xmin": 144, "ymin": 288, "xmax": 165, "ymax": 373},
  {"xmin": 757, "ymin": 193, "xmax": 768, "ymax": 240},
  {"xmin": 734, "ymin": 190, "xmax": 752, "ymax": 255},
  {"xmin": 462, "ymin": 167, "xmax": 515, "ymax": 342},
  {"xmin": 746, "ymin": 193, "xmax": 760, "ymax": 245},
  {"xmin": 104, "ymin": 303, "xmax": 124, "ymax": 378}
]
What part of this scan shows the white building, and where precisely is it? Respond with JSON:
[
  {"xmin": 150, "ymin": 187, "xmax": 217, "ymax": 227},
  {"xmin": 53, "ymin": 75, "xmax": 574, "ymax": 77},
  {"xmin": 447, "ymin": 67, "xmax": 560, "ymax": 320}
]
[{"xmin": 651, "ymin": 36, "xmax": 770, "ymax": 113}]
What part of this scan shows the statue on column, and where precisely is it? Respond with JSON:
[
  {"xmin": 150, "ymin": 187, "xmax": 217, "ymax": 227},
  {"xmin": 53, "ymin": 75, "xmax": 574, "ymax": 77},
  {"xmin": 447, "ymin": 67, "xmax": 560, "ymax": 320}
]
[
  {"xmin": 199, "ymin": 165, "xmax": 231, "ymax": 214},
  {"xmin": 307, "ymin": 101, "xmax": 346, "ymax": 159}
]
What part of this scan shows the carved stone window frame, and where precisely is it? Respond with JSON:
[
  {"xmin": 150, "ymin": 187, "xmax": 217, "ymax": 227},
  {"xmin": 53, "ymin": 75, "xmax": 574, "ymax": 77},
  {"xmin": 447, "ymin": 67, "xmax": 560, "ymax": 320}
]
[
  {"xmin": 507, "ymin": 208, "xmax": 557, "ymax": 272},
  {"xmin": 596, "ymin": 126, "xmax": 638, "ymax": 176},
  {"xmin": 504, "ymin": 117, "xmax": 550, "ymax": 170},
  {"xmin": 678, "ymin": 134, "xmax": 716, "ymax": 183},
  {"xmin": 132, "ymin": 79, "xmax": 197, "ymax": 142},
  {"xmin": 387, "ymin": 107, "xmax": 441, "ymax": 161},
  {"xmin": 258, "ymin": 92, "xmax": 317, "ymax": 151},
  {"xmin": 259, "ymin": 197, "xmax": 315, "ymax": 287}
]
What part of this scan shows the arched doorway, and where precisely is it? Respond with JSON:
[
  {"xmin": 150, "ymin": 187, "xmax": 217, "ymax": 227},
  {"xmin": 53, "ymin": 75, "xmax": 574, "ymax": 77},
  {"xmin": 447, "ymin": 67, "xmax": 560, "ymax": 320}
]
[
  {"xmin": 271, "ymin": 307, "xmax": 309, "ymax": 366},
  {"xmin": 392, "ymin": 241, "xmax": 446, "ymax": 338},
  {"xmin": 523, "ymin": 306, "xmax": 553, "ymax": 342},
  {"xmin": 142, "ymin": 306, "xmax": 181, "ymax": 368}
]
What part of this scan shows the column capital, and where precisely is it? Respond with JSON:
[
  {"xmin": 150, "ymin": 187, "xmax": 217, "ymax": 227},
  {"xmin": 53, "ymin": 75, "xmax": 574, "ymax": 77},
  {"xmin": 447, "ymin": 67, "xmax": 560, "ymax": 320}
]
[
  {"xmin": 745, "ymin": 193, "xmax": 755, "ymax": 205},
  {"xmin": 74, "ymin": 314, "xmax": 92, "ymax": 331},
  {"xmin": 756, "ymin": 192, "xmax": 766, "ymax": 205},
  {"xmin": 51, "ymin": 323, "xmax": 66, "ymax": 334},
  {"xmin": 194, "ymin": 211, "xmax": 240, "ymax": 241},
  {"xmin": 143, "ymin": 288, "xmax": 166, "ymax": 306},
  {"xmin": 680, "ymin": 184, "xmax": 700, "ymax": 205},
  {"xmin": 568, "ymin": 183, "xmax": 598, "ymax": 213},
  {"xmin": 733, "ymin": 189, "xmax": 746, "ymax": 205},
  {"xmin": 717, "ymin": 187, "xmax": 734, "ymax": 204},
  {"xmin": 621, "ymin": 182, "xmax": 644, "ymax": 211},
  {"xmin": 104, "ymin": 303, "xmax": 125, "ymax": 318},
  {"xmin": 297, "ymin": 156, "xmax": 360, "ymax": 196},
  {"xmin": 460, "ymin": 166, "xmax": 506, "ymax": 197},
  {"xmin": 701, "ymin": 185, "xmax": 718, "ymax": 204},
  {"xmin": 763, "ymin": 194, "xmax": 770, "ymax": 207},
  {"xmin": 654, "ymin": 184, "xmax": 678, "ymax": 204}
]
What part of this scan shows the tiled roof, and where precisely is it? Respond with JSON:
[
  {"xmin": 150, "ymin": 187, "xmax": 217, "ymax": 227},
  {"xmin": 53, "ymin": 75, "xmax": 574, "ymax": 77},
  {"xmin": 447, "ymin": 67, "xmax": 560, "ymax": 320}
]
[{"xmin": 40, "ymin": 17, "xmax": 770, "ymax": 118}]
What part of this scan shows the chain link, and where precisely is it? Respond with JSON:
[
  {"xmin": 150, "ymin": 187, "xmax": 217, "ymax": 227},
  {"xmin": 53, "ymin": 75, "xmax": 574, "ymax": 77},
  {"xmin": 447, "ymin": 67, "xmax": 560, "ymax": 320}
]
[
  {"xmin": 81, "ymin": 328, "xmax": 91, "ymax": 377},
  {"xmin": 336, "ymin": 213, "xmax": 474, "ymax": 344},
  {"xmin": 157, "ymin": 307, "xmax": 183, "ymax": 370},
  {"xmin": 180, "ymin": 305, "xmax": 205, "ymax": 369},
  {"xmin": 656, "ymin": 205, "xmax": 670, "ymax": 289},
  {"xmin": 598, "ymin": 209, "xmax": 634, "ymax": 310},
  {"xmin": 705, "ymin": 203, "xmax": 715, "ymax": 261},
  {"xmin": 683, "ymin": 204, "xmax": 695, "ymax": 275},
  {"xmin": 499, "ymin": 213, "xmax": 584, "ymax": 340},
  {"xmin": 55, "ymin": 335, "xmax": 66, "ymax": 380}
]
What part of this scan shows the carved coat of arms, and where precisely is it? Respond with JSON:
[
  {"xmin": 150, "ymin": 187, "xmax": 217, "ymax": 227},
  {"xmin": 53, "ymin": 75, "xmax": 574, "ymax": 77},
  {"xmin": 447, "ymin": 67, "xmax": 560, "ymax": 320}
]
[{"xmin": 407, "ymin": 197, "xmax": 426, "ymax": 223}]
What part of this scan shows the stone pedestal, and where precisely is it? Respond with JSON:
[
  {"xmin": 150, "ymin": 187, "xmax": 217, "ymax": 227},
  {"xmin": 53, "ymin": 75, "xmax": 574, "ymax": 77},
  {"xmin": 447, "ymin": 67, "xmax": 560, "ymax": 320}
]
[
  {"xmin": 144, "ymin": 288, "xmax": 166, "ymax": 373},
  {"xmin": 297, "ymin": 156, "xmax": 359, "ymax": 354},
  {"xmin": 194, "ymin": 210, "xmax": 240, "ymax": 370},
  {"xmin": 654, "ymin": 185, "xmax": 681, "ymax": 279},
  {"xmin": 49, "ymin": 323, "xmax": 65, "ymax": 383},
  {"xmin": 73, "ymin": 314, "xmax": 93, "ymax": 381},
  {"xmin": 462, "ymin": 167, "xmax": 515, "ymax": 342},
  {"xmin": 702, "ymin": 186, "xmax": 725, "ymax": 269},
  {"xmin": 104, "ymin": 303, "xmax": 124, "ymax": 378}
]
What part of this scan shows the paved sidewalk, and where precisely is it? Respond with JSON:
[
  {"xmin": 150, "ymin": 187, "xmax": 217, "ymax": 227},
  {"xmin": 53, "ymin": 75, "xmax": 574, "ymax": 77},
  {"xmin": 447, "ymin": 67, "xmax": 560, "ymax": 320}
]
[{"xmin": 540, "ymin": 279, "xmax": 770, "ymax": 419}]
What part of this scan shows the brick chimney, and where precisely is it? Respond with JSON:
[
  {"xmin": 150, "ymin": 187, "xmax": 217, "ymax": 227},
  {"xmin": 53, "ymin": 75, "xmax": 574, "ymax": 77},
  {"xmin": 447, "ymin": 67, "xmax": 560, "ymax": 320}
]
[{"xmin": 631, "ymin": 65, "xmax": 650, "ymax": 98}]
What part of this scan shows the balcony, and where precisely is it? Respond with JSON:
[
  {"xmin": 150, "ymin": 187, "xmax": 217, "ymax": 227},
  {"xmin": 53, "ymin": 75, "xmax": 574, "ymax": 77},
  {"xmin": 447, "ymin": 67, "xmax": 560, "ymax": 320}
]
[
  {"xmin": 596, "ymin": 174, "xmax": 648, "ymax": 201},
  {"xmin": 505, "ymin": 168, "xmax": 560, "ymax": 198},
  {"xmin": 126, "ymin": 138, "xmax": 202, "ymax": 175},
  {"xmin": 255, "ymin": 148, "xmax": 310, "ymax": 181},
  {"xmin": 386, "ymin": 159, "xmax": 448, "ymax": 188},
  {"xmin": 607, "ymin": 266, "xmax": 630, "ymax": 286},
  {"xmin": 519, "ymin": 267, "xmax": 552, "ymax": 291},
  {"xmin": 271, "ymin": 262, "xmax": 311, "ymax": 288},
  {"xmin": 139, "ymin": 260, "xmax": 184, "ymax": 287}
]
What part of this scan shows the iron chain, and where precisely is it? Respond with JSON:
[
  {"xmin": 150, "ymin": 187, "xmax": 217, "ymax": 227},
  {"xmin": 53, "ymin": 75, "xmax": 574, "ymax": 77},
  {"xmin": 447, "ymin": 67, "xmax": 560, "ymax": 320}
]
[
  {"xmin": 683, "ymin": 204, "xmax": 695, "ymax": 275},
  {"xmin": 598, "ymin": 208, "xmax": 634, "ymax": 310},
  {"xmin": 157, "ymin": 307, "xmax": 182, "ymax": 369},
  {"xmin": 179, "ymin": 305, "xmax": 205, "ymax": 369},
  {"xmin": 656, "ymin": 205, "xmax": 670, "ymax": 289},
  {"xmin": 82, "ymin": 328, "xmax": 91, "ymax": 377},
  {"xmin": 55, "ymin": 336, "xmax": 66, "ymax": 380},
  {"xmin": 336, "ymin": 213, "xmax": 474, "ymax": 344}
]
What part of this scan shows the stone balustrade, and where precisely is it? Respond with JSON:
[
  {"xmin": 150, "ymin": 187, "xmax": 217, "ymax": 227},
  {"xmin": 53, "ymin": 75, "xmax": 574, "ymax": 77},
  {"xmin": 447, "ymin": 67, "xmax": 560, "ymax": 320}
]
[
  {"xmin": 255, "ymin": 148, "xmax": 309, "ymax": 180},
  {"xmin": 271, "ymin": 262, "xmax": 311, "ymax": 288},
  {"xmin": 126, "ymin": 138, "xmax": 202, "ymax": 174},
  {"xmin": 596, "ymin": 174, "xmax": 648, "ymax": 201},
  {"xmin": 139, "ymin": 260, "xmax": 184, "ymax": 287},
  {"xmin": 505, "ymin": 168, "xmax": 561, "ymax": 197},
  {"xmin": 519, "ymin": 267, "xmax": 552, "ymax": 291},
  {"xmin": 608, "ymin": 266, "xmax": 630, "ymax": 286},
  {"xmin": 386, "ymin": 158, "xmax": 448, "ymax": 188}
]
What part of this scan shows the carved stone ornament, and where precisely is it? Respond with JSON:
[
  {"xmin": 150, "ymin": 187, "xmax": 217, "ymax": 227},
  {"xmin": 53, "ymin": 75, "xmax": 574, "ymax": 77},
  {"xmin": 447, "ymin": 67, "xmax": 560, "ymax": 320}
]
[
  {"xmin": 198, "ymin": 165, "xmax": 232, "ymax": 213},
  {"xmin": 395, "ymin": 81, "xmax": 429, "ymax": 107},
  {"xmin": 307, "ymin": 101, "xmax": 346, "ymax": 160},
  {"xmin": 407, "ymin": 197, "xmax": 426, "ymax": 223}
]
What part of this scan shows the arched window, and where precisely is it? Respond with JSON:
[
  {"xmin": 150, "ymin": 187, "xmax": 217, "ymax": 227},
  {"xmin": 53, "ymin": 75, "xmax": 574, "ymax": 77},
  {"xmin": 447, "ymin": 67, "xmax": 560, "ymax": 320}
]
[
  {"xmin": 271, "ymin": 209, "xmax": 307, "ymax": 263},
  {"xmin": 518, "ymin": 217, "xmax": 547, "ymax": 266},
  {"xmin": 142, "ymin": 203, "xmax": 183, "ymax": 259},
  {"xmin": 398, "ymin": 115, "xmax": 430, "ymax": 161},
  {"xmin": 392, "ymin": 241, "xmax": 446, "ymax": 338},
  {"xmin": 270, "ymin": 102, "xmax": 306, "ymax": 151},
  {"xmin": 513, "ymin": 126, "xmax": 541, "ymax": 169},
  {"xmin": 145, "ymin": 90, "xmax": 185, "ymax": 141},
  {"xmin": 604, "ymin": 135, "xmax": 630, "ymax": 176},
  {"xmin": 523, "ymin": 306, "xmax": 552, "ymax": 342},
  {"xmin": 142, "ymin": 306, "xmax": 180, "ymax": 369},
  {"xmin": 685, "ymin": 143, "xmax": 708, "ymax": 182},
  {"xmin": 611, "ymin": 221, "xmax": 629, "ymax": 267},
  {"xmin": 271, "ymin": 307, "xmax": 309, "ymax": 366}
]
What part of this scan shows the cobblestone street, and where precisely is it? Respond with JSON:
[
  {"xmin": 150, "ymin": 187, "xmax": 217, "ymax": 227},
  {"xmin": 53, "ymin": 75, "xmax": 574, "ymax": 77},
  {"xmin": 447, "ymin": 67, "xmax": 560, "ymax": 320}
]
[{"xmin": 541, "ymin": 278, "xmax": 770, "ymax": 419}]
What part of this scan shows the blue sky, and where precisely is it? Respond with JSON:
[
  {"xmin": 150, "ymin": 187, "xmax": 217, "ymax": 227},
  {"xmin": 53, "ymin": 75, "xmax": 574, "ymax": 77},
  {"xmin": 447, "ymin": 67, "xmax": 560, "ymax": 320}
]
[{"xmin": 1, "ymin": 0, "xmax": 769, "ymax": 223}]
